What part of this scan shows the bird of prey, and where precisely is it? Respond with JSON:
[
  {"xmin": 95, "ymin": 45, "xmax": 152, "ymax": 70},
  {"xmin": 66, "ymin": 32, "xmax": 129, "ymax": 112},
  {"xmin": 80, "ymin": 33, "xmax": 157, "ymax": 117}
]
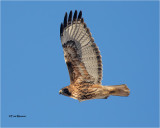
[{"xmin": 59, "ymin": 10, "xmax": 130, "ymax": 102}]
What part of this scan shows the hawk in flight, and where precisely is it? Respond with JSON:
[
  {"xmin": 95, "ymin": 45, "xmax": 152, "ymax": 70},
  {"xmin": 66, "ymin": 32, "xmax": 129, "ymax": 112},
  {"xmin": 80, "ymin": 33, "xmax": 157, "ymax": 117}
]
[{"xmin": 59, "ymin": 10, "xmax": 130, "ymax": 101}]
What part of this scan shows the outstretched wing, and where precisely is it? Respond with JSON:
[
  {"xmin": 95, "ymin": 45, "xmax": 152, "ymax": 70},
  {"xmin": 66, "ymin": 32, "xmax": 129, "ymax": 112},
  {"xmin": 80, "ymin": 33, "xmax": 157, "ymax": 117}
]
[{"xmin": 60, "ymin": 10, "xmax": 103, "ymax": 85}]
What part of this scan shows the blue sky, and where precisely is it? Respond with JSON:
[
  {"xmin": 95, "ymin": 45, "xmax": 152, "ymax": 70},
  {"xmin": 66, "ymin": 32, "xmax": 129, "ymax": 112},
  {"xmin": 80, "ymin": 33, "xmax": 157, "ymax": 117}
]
[{"xmin": 1, "ymin": 1, "xmax": 159, "ymax": 127}]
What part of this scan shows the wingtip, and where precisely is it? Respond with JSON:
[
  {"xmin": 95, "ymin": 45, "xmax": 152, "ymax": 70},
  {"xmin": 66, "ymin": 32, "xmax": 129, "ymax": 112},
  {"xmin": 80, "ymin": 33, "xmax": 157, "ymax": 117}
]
[
  {"xmin": 73, "ymin": 10, "xmax": 77, "ymax": 21},
  {"xmin": 78, "ymin": 10, "xmax": 82, "ymax": 20},
  {"xmin": 68, "ymin": 10, "xmax": 72, "ymax": 25},
  {"xmin": 64, "ymin": 12, "xmax": 68, "ymax": 28},
  {"xmin": 81, "ymin": 18, "xmax": 84, "ymax": 23},
  {"xmin": 61, "ymin": 10, "xmax": 84, "ymax": 37},
  {"xmin": 60, "ymin": 23, "xmax": 64, "ymax": 36}
]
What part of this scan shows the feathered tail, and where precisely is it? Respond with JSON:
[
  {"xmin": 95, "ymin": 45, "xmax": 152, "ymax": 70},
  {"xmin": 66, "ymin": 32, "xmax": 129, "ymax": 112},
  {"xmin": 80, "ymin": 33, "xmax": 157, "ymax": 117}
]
[{"xmin": 105, "ymin": 84, "xmax": 130, "ymax": 96}]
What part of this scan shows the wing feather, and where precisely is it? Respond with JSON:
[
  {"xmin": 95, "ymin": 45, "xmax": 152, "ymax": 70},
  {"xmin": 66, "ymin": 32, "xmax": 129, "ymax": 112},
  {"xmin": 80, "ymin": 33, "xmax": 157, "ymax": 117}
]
[{"xmin": 60, "ymin": 10, "xmax": 103, "ymax": 85}]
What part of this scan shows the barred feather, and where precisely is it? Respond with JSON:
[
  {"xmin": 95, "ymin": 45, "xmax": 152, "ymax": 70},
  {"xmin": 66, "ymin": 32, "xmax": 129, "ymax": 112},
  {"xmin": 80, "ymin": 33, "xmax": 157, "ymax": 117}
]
[{"xmin": 60, "ymin": 10, "xmax": 103, "ymax": 85}]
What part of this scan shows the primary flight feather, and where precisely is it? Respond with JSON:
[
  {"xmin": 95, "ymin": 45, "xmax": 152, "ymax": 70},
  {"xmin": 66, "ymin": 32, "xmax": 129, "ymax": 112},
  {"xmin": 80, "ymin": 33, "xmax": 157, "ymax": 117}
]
[{"xmin": 59, "ymin": 10, "xmax": 130, "ymax": 101}]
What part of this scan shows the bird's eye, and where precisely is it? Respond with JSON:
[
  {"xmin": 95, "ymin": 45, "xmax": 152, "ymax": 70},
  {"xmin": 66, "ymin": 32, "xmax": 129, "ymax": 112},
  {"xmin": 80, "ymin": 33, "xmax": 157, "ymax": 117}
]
[
  {"xmin": 63, "ymin": 88, "xmax": 69, "ymax": 93},
  {"xmin": 63, "ymin": 88, "xmax": 71, "ymax": 96}
]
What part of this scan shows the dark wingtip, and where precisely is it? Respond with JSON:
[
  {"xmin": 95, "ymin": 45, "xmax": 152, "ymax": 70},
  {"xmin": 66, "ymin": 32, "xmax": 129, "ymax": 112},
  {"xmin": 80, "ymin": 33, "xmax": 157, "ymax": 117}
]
[
  {"xmin": 68, "ymin": 10, "xmax": 72, "ymax": 25},
  {"xmin": 61, "ymin": 10, "xmax": 83, "ymax": 37},
  {"xmin": 64, "ymin": 12, "xmax": 68, "ymax": 28},
  {"xmin": 81, "ymin": 18, "xmax": 84, "ymax": 23},
  {"xmin": 84, "ymin": 23, "xmax": 87, "ymax": 28},
  {"xmin": 60, "ymin": 23, "xmax": 64, "ymax": 37},
  {"xmin": 78, "ymin": 10, "xmax": 82, "ymax": 20},
  {"xmin": 73, "ymin": 10, "xmax": 77, "ymax": 21}
]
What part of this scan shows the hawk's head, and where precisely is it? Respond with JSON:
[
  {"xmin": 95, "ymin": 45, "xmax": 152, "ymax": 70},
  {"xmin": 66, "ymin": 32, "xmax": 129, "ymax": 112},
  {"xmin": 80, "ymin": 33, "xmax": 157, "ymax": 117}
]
[{"xmin": 59, "ymin": 87, "xmax": 71, "ymax": 97}]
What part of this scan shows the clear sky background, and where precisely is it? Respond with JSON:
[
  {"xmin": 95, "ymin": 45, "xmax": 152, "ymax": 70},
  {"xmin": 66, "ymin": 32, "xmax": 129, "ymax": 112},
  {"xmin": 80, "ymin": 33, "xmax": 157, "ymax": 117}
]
[{"xmin": 1, "ymin": 1, "xmax": 159, "ymax": 127}]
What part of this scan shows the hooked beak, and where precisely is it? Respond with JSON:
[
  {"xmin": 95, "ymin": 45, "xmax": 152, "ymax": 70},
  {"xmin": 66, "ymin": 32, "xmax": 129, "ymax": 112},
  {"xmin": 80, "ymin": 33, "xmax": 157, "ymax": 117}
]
[{"xmin": 59, "ymin": 90, "xmax": 62, "ymax": 95}]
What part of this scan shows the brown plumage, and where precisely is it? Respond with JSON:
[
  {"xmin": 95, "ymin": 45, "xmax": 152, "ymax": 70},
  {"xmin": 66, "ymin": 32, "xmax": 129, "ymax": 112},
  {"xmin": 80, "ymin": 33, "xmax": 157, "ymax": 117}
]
[{"xmin": 59, "ymin": 10, "xmax": 130, "ymax": 102}]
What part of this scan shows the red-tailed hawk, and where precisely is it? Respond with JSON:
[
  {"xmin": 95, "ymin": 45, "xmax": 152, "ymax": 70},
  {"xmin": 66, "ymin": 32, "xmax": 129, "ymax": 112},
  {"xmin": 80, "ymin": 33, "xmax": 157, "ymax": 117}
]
[{"xmin": 59, "ymin": 10, "xmax": 130, "ymax": 101}]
